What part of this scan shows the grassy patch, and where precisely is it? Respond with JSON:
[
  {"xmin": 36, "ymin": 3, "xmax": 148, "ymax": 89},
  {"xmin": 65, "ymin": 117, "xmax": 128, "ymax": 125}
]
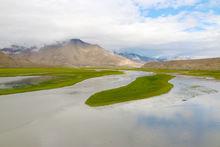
[
  {"xmin": 96, "ymin": 67, "xmax": 220, "ymax": 80},
  {"xmin": 138, "ymin": 68, "xmax": 220, "ymax": 80},
  {"xmin": 0, "ymin": 68, "xmax": 123, "ymax": 95},
  {"xmin": 86, "ymin": 74, "xmax": 174, "ymax": 107}
]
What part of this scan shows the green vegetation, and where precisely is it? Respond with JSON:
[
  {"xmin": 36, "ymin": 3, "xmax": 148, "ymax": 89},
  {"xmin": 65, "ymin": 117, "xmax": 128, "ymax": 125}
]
[
  {"xmin": 182, "ymin": 70, "xmax": 220, "ymax": 80},
  {"xmin": 139, "ymin": 68, "xmax": 220, "ymax": 80},
  {"xmin": 86, "ymin": 74, "xmax": 174, "ymax": 106},
  {"xmin": 0, "ymin": 68, "xmax": 123, "ymax": 95},
  {"xmin": 87, "ymin": 67, "xmax": 220, "ymax": 80}
]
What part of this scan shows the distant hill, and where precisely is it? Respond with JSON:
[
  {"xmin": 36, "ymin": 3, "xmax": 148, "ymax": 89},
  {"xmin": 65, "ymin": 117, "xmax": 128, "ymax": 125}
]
[
  {"xmin": 1, "ymin": 45, "xmax": 37, "ymax": 55},
  {"xmin": 115, "ymin": 52, "xmax": 158, "ymax": 63},
  {"xmin": 0, "ymin": 39, "xmax": 139, "ymax": 67},
  {"xmin": 0, "ymin": 50, "xmax": 40, "ymax": 67},
  {"xmin": 143, "ymin": 58, "xmax": 220, "ymax": 70},
  {"xmin": 0, "ymin": 51, "xmax": 17, "ymax": 67}
]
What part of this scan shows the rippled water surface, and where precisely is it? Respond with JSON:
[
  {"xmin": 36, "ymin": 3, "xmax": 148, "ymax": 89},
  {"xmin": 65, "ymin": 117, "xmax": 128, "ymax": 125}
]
[{"xmin": 0, "ymin": 71, "xmax": 220, "ymax": 147}]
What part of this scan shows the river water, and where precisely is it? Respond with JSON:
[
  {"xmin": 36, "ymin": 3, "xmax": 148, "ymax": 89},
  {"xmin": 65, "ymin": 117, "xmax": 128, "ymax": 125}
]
[
  {"xmin": 0, "ymin": 71, "xmax": 219, "ymax": 147},
  {"xmin": 0, "ymin": 76, "xmax": 51, "ymax": 89}
]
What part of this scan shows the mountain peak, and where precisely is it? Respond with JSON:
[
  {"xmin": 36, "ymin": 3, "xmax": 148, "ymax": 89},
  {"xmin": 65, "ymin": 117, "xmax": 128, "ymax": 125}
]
[{"xmin": 69, "ymin": 39, "xmax": 90, "ymax": 46}]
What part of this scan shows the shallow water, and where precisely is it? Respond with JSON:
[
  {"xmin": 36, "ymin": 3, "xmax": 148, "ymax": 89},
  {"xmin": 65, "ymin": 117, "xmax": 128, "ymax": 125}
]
[
  {"xmin": 0, "ymin": 76, "xmax": 51, "ymax": 89},
  {"xmin": 0, "ymin": 71, "xmax": 220, "ymax": 147}
]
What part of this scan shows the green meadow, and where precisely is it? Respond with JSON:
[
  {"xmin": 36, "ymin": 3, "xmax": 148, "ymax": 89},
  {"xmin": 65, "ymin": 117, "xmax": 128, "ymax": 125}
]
[
  {"xmin": 138, "ymin": 68, "xmax": 220, "ymax": 80},
  {"xmin": 86, "ymin": 74, "xmax": 174, "ymax": 106},
  {"xmin": 105, "ymin": 67, "xmax": 220, "ymax": 80},
  {"xmin": 1, "ymin": 67, "xmax": 218, "ymax": 107},
  {"xmin": 0, "ymin": 68, "xmax": 123, "ymax": 95}
]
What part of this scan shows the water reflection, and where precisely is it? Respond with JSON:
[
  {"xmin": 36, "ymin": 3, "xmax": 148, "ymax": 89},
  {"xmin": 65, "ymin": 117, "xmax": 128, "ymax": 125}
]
[
  {"xmin": 0, "ymin": 73, "xmax": 220, "ymax": 147},
  {"xmin": 0, "ymin": 76, "xmax": 52, "ymax": 89},
  {"xmin": 136, "ymin": 101, "xmax": 220, "ymax": 147}
]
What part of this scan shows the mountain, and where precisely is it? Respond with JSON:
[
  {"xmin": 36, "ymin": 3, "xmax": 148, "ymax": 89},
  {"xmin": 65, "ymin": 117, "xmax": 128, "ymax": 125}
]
[
  {"xmin": 115, "ymin": 52, "xmax": 157, "ymax": 63},
  {"xmin": 114, "ymin": 51, "xmax": 172, "ymax": 63},
  {"xmin": 0, "ymin": 51, "xmax": 17, "ymax": 67},
  {"xmin": 28, "ymin": 39, "xmax": 139, "ymax": 67},
  {"xmin": 142, "ymin": 58, "xmax": 220, "ymax": 70},
  {"xmin": 116, "ymin": 51, "xmax": 197, "ymax": 63},
  {"xmin": 152, "ymin": 55, "xmax": 193, "ymax": 61},
  {"xmin": 1, "ymin": 39, "xmax": 139, "ymax": 67},
  {"xmin": 0, "ymin": 50, "xmax": 40, "ymax": 67},
  {"xmin": 1, "ymin": 45, "xmax": 37, "ymax": 54}
]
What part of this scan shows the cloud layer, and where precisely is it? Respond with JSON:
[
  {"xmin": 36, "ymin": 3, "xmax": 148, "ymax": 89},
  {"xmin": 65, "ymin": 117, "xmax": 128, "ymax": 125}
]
[{"xmin": 0, "ymin": 0, "xmax": 220, "ymax": 58}]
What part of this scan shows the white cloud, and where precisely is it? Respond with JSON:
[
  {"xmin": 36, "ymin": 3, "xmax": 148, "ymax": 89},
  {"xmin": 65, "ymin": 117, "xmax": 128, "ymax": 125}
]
[
  {"xmin": 0, "ymin": 0, "xmax": 219, "ymax": 58},
  {"xmin": 134, "ymin": 0, "xmax": 199, "ymax": 9}
]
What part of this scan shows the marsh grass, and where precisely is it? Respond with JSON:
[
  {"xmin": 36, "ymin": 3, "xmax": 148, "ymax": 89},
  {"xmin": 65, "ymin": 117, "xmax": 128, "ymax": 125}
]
[
  {"xmin": 85, "ymin": 67, "xmax": 220, "ymax": 80},
  {"xmin": 0, "ymin": 68, "xmax": 123, "ymax": 95},
  {"xmin": 138, "ymin": 68, "xmax": 220, "ymax": 80},
  {"xmin": 86, "ymin": 74, "xmax": 174, "ymax": 106}
]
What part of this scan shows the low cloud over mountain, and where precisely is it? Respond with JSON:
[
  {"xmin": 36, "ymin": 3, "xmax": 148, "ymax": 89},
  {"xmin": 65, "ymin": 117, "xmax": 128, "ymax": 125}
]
[{"xmin": 0, "ymin": 39, "xmax": 139, "ymax": 67}]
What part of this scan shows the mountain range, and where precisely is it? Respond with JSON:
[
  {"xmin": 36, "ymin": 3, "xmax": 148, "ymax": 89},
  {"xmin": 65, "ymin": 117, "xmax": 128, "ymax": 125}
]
[
  {"xmin": 0, "ymin": 39, "xmax": 139, "ymax": 67},
  {"xmin": 115, "ymin": 51, "xmax": 196, "ymax": 63},
  {"xmin": 115, "ymin": 52, "xmax": 159, "ymax": 63},
  {"xmin": 0, "ymin": 51, "xmax": 17, "ymax": 67},
  {"xmin": 1, "ymin": 39, "xmax": 219, "ymax": 70}
]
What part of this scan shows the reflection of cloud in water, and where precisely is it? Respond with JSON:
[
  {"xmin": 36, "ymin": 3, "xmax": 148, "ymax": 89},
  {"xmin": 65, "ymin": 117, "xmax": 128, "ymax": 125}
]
[
  {"xmin": 135, "ymin": 101, "xmax": 220, "ymax": 147},
  {"xmin": 1, "ymin": 72, "xmax": 220, "ymax": 147},
  {"xmin": 0, "ymin": 76, "xmax": 51, "ymax": 89}
]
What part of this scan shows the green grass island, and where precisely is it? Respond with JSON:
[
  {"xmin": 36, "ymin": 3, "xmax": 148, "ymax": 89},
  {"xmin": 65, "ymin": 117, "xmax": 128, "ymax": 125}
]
[{"xmin": 86, "ymin": 74, "xmax": 174, "ymax": 106}]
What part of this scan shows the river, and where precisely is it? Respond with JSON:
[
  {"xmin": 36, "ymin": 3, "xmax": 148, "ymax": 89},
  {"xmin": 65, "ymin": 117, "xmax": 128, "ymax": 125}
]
[{"xmin": 0, "ymin": 71, "xmax": 219, "ymax": 147}]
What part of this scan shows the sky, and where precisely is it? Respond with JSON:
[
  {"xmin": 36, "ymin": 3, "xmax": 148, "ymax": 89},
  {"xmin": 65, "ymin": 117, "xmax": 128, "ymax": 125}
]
[{"xmin": 0, "ymin": 0, "xmax": 220, "ymax": 58}]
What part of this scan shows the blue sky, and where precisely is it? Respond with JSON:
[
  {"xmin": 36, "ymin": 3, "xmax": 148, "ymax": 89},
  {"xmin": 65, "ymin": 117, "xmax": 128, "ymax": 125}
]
[
  {"xmin": 138, "ymin": 0, "xmax": 220, "ymax": 33},
  {"xmin": 0, "ymin": 0, "xmax": 220, "ymax": 58},
  {"xmin": 140, "ymin": 0, "xmax": 220, "ymax": 18}
]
